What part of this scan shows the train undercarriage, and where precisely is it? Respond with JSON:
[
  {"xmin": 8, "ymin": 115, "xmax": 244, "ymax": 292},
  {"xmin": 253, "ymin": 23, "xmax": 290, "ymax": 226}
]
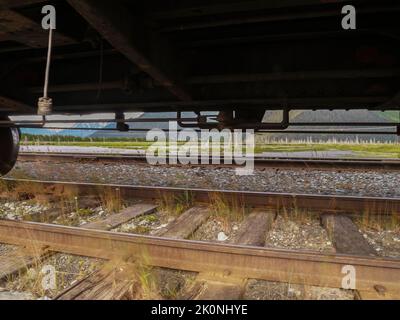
[{"xmin": 0, "ymin": 0, "xmax": 400, "ymax": 175}]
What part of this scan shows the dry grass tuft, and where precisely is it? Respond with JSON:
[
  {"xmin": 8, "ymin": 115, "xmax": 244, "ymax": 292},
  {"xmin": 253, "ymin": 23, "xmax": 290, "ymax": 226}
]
[
  {"xmin": 100, "ymin": 187, "xmax": 122, "ymax": 213},
  {"xmin": 278, "ymin": 204, "xmax": 316, "ymax": 225},
  {"xmin": 52, "ymin": 184, "xmax": 79, "ymax": 200},
  {"xmin": 357, "ymin": 209, "xmax": 400, "ymax": 232},
  {"xmin": 207, "ymin": 193, "xmax": 248, "ymax": 228},
  {"xmin": 7, "ymin": 181, "xmax": 39, "ymax": 201},
  {"xmin": 2, "ymin": 240, "xmax": 99, "ymax": 299},
  {"xmin": 0, "ymin": 179, "xmax": 11, "ymax": 194},
  {"xmin": 158, "ymin": 191, "xmax": 193, "ymax": 217},
  {"xmin": 106, "ymin": 249, "xmax": 161, "ymax": 300}
]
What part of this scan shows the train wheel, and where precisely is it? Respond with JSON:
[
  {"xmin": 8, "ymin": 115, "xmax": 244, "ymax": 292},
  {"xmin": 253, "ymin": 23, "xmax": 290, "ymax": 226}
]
[{"xmin": 0, "ymin": 118, "xmax": 20, "ymax": 176}]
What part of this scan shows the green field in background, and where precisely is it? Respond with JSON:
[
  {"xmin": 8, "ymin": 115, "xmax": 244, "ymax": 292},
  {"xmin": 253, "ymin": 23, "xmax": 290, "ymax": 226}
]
[{"xmin": 21, "ymin": 140, "xmax": 400, "ymax": 158}]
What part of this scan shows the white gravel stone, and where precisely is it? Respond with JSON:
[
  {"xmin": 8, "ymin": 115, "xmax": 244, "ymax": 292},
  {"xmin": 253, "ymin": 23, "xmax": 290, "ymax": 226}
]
[{"xmin": 217, "ymin": 232, "xmax": 229, "ymax": 242}]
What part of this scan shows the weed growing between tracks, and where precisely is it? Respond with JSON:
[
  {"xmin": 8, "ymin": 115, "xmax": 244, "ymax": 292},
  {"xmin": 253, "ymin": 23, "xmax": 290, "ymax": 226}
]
[
  {"xmin": 279, "ymin": 203, "xmax": 316, "ymax": 225},
  {"xmin": 105, "ymin": 246, "xmax": 195, "ymax": 300},
  {"xmin": 0, "ymin": 237, "xmax": 102, "ymax": 299},
  {"xmin": 55, "ymin": 201, "xmax": 96, "ymax": 227},
  {"xmin": 158, "ymin": 190, "xmax": 194, "ymax": 217},
  {"xmin": 0, "ymin": 182, "xmax": 118, "ymax": 227},
  {"xmin": 2, "ymin": 248, "xmax": 44, "ymax": 296},
  {"xmin": 0, "ymin": 179, "xmax": 10, "ymax": 194},
  {"xmin": 207, "ymin": 193, "xmax": 250, "ymax": 233},
  {"xmin": 5, "ymin": 255, "xmax": 100, "ymax": 299},
  {"xmin": 357, "ymin": 209, "xmax": 400, "ymax": 232},
  {"xmin": 4, "ymin": 180, "xmax": 38, "ymax": 202},
  {"xmin": 99, "ymin": 187, "xmax": 123, "ymax": 213}
]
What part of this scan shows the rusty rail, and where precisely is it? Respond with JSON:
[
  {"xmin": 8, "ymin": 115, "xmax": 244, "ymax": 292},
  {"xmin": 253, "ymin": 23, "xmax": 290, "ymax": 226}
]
[
  {"xmin": 0, "ymin": 219, "xmax": 399, "ymax": 296},
  {"xmin": 2, "ymin": 178, "xmax": 400, "ymax": 215}
]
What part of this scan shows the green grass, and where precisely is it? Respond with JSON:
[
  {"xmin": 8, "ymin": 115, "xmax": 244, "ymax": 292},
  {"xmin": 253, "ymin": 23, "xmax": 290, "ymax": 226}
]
[
  {"xmin": 22, "ymin": 141, "xmax": 153, "ymax": 149},
  {"xmin": 377, "ymin": 111, "xmax": 400, "ymax": 122},
  {"xmin": 255, "ymin": 143, "xmax": 400, "ymax": 158},
  {"xmin": 21, "ymin": 140, "xmax": 400, "ymax": 158},
  {"xmin": 143, "ymin": 214, "xmax": 159, "ymax": 223},
  {"xmin": 158, "ymin": 191, "xmax": 194, "ymax": 217}
]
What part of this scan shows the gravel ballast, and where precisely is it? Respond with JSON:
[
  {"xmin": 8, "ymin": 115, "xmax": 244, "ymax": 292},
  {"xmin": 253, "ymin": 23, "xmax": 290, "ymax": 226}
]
[
  {"xmin": 9, "ymin": 161, "xmax": 400, "ymax": 198},
  {"xmin": 244, "ymin": 280, "xmax": 355, "ymax": 300},
  {"xmin": 265, "ymin": 216, "xmax": 335, "ymax": 253}
]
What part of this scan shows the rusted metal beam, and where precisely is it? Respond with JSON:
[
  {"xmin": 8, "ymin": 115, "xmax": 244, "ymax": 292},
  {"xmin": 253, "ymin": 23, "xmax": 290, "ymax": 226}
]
[
  {"xmin": 189, "ymin": 69, "xmax": 400, "ymax": 84},
  {"xmin": 183, "ymin": 29, "xmax": 400, "ymax": 48},
  {"xmin": 0, "ymin": 219, "xmax": 399, "ymax": 296},
  {"xmin": 0, "ymin": 203, "xmax": 155, "ymax": 284},
  {"xmin": 152, "ymin": 0, "xmax": 351, "ymax": 20},
  {"xmin": 46, "ymin": 96, "xmax": 390, "ymax": 113},
  {"xmin": 2, "ymin": 178, "xmax": 400, "ymax": 216},
  {"xmin": 0, "ymin": 0, "xmax": 45, "ymax": 9},
  {"xmin": 26, "ymin": 68, "xmax": 400, "ymax": 93},
  {"xmin": 67, "ymin": 0, "xmax": 192, "ymax": 101},
  {"xmin": 28, "ymin": 81, "xmax": 125, "ymax": 94},
  {"xmin": 56, "ymin": 266, "xmax": 137, "ymax": 300},
  {"xmin": 0, "ymin": 95, "xmax": 32, "ymax": 112},
  {"xmin": 0, "ymin": 10, "xmax": 74, "ymax": 48},
  {"xmin": 160, "ymin": 5, "xmax": 400, "ymax": 32}
]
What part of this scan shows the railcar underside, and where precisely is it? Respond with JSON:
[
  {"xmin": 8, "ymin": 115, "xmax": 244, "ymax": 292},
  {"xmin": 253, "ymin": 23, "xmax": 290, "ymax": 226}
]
[{"xmin": 0, "ymin": 0, "xmax": 400, "ymax": 174}]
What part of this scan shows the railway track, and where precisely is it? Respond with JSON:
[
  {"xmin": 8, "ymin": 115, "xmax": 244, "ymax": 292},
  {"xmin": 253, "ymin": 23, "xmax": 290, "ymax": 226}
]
[
  {"xmin": 0, "ymin": 178, "xmax": 399, "ymax": 300},
  {"xmin": 18, "ymin": 152, "xmax": 400, "ymax": 171}
]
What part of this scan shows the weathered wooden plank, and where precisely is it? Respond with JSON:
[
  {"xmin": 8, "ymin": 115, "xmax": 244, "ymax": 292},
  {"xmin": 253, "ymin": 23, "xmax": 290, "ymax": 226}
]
[
  {"xmin": 56, "ymin": 266, "xmax": 137, "ymax": 300},
  {"xmin": 194, "ymin": 210, "xmax": 276, "ymax": 300},
  {"xmin": 156, "ymin": 207, "xmax": 210, "ymax": 239},
  {"xmin": 54, "ymin": 204, "xmax": 157, "ymax": 300},
  {"xmin": 0, "ymin": 219, "xmax": 399, "ymax": 297},
  {"xmin": 232, "ymin": 210, "xmax": 275, "ymax": 246},
  {"xmin": 82, "ymin": 204, "xmax": 157, "ymax": 231},
  {"xmin": 0, "ymin": 95, "xmax": 32, "ymax": 113},
  {"xmin": 0, "ymin": 0, "xmax": 45, "ymax": 9},
  {"xmin": 321, "ymin": 214, "xmax": 377, "ymax": 256},
  {"xmin": 0, "ymin": 204, "xmax": 156, "ymax": 285},
  {"xmin": 0, "ymin": 246, "xmax": 47, "ymax": 280},
  {"xmin": 0, "ymin": 10, "xmax": 74, "ymax": 48},
  {"xmin": 57, "ymin": 203, "xmax": 190, "ymax": 301}
]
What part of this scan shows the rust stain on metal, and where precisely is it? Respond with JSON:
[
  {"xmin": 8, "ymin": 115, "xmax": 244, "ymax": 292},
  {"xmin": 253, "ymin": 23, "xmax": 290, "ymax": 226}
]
[
  {"xmin": 3, "ymin": 178, "xmax": 399, "ymax": 216},
  {"xmin": 0, "ymin": 219, "xmax": 399, "ymax": 296}
]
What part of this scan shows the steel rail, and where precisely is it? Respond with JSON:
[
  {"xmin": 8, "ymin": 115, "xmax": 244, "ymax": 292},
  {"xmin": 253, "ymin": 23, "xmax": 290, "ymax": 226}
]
[
  {"xmin": 2, "ymin": 178, "xmax": 400, "ymax": 215},
  {"xmin": 0, "ymin": 219, "xmax": 399, "ymax": 296},
  {"xmin": 17, "ymin": 152, "xmax": 400, "ymax": 171}
]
